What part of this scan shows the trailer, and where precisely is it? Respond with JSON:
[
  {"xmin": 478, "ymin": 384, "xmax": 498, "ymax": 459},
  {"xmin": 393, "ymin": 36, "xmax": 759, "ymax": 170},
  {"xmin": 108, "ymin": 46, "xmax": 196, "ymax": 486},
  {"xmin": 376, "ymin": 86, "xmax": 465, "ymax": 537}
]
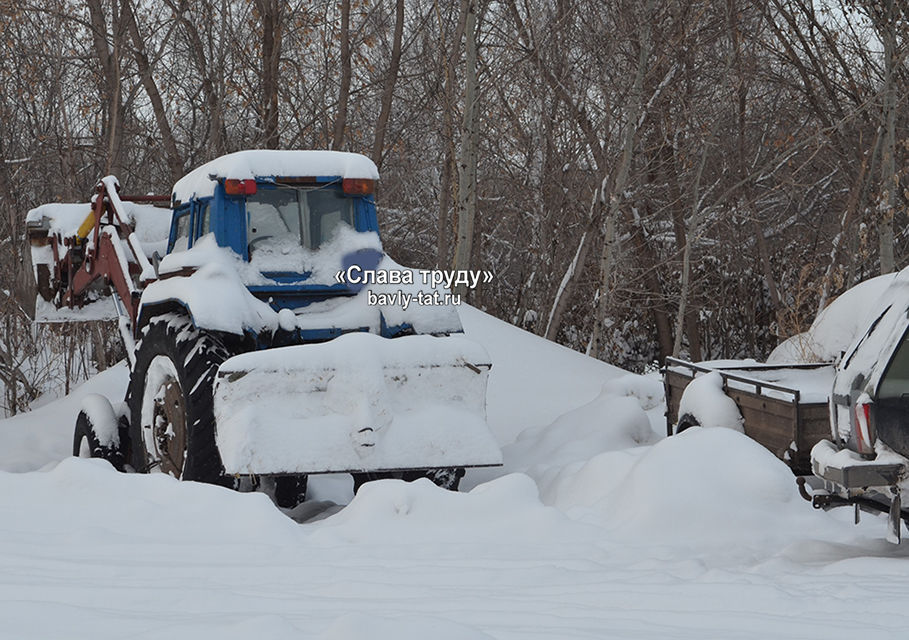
[
  {"xmin": 663, "ymin": 268, "xmax": 909, "ymax": 541},
  {"xmin": 663, "ymin": 358, "xmax": 833, "ymax": 475}
]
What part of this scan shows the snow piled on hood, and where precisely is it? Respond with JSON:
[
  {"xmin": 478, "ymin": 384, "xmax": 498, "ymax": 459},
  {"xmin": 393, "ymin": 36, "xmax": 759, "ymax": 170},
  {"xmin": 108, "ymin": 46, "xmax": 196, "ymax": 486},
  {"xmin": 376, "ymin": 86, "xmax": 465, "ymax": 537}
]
[
  {"xmin": 144, "ymin": 235, "xmax": 463, "ymax": 336},
  {"xmin": 142, "ymin": 239, "xmax": 279, "ymax": 334}
]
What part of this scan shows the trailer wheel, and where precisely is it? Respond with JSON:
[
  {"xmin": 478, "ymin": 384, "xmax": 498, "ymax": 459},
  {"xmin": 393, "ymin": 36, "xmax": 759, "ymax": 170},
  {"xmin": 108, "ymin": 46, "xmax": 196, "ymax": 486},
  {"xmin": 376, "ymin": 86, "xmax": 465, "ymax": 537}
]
[
  {"xmin": 128, "ymin": 313, "xmax": 231, "ymax": 485},
  {"xmin": 72, "ymin": 409, "xmax": 125, "ymax": 470},
  {"xmin": 674, "ymin": 412, "xmax": 701, "ymax": 435}
]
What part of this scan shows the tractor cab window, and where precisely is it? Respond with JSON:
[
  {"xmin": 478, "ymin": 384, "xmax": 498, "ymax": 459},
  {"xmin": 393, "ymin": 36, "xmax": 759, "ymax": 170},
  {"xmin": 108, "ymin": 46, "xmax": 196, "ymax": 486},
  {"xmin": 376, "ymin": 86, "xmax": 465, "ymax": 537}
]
[
  {"xmin": 171, "ymin": 211, "xmax": 191, "ymax": 253},
  {"xmin": 246, "ymin": 186, "xmax": 354, "ymax": 256},
  {"xmin": 197, "ymin": 202, "xmax": 211, "ymax": 239}
]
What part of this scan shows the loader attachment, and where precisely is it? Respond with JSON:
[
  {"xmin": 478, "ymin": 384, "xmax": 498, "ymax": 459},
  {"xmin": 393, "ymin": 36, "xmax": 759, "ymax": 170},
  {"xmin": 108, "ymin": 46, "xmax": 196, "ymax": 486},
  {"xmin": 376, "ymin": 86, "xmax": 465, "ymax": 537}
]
[
  {"xmin": 25, "ymin": 184, "xmax": 170, "ymax": 329},
  {"xmin": 213, "ymin": 332, "xmax": 503, "ymax": 475}
]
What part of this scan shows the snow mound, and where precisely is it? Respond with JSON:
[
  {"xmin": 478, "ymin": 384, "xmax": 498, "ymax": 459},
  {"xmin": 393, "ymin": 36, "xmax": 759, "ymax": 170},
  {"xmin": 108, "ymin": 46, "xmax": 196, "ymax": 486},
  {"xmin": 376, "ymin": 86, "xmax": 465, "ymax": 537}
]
[
  {"xmin": 599, "ymin": 428, "xmax": 816, "ymax": 546},
  {"xmin": 459, "ymin": 305, "xmax": 624, "ymax": 444},
  {"xmin": 505, "ymin": 392, "xmax": 656, "ymax": 473},
  {"xmin": 769, "ymin": 273, "xmax": 896, "ymax": 363},
  {"xmin": 488, "ymin": 391, "xmax": 657, "ymax": 508},
  {"xmin": 0, "ymin": 364, "xmax": 129, "ymax": 472},
  {"xmin": 537, "ymin": 447, "xmax": 645, "ymax": 511},
  {"xmin": 677, "ymin": 371, "xmax": 744, "ymax": 431},
  {"xmin": 131, "ymin": 615, "xmax": 304, "ymax": 640},
  {"xmin": 310, "ymin": 474, "xmax": 582, "ymax": 545},
  {"xmin": 602, "ymin": 372, "xmax": 664, "ymax": 410},
  {"xmin": 0, "ymin": 456, "xmax": 300, "ymax": 546},
  {"xmin": 319, "ymin": 613, "xmax": 494, "ymax": 640}
]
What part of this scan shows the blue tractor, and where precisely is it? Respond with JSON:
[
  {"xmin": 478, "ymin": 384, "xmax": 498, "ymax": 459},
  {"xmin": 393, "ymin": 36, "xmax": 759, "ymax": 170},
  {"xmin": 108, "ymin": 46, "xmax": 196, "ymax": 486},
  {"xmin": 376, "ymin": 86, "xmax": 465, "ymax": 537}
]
[{"xmin": 27, "ymin": 150, "xmax": 501, "ymax": 507}]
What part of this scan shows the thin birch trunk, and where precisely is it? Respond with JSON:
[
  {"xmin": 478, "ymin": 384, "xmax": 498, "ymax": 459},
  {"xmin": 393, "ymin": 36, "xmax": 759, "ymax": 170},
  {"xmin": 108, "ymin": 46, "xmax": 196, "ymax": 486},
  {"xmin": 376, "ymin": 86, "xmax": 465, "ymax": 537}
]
[
  {"xmin": 878, "ymin": 0, "xmax": 896, "ymax": 274},
  {"xmin": 452, "ymin": 0, "xmax": 478, "ymax": 297},
  {"xmin": 372, "ymin": 0, "xmax": 404, "ymax": 168},
  {"xmin": 332, "ymin": 0, "xmax": 351, "ymax": 150}
]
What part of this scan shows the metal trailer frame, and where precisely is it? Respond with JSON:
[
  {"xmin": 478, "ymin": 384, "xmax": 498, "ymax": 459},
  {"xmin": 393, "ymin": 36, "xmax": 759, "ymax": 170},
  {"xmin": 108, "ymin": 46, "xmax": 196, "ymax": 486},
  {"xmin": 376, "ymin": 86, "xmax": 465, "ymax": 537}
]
[{"xmin": 663, "ymin": 357, "xmax": 832, "ymax": 475}]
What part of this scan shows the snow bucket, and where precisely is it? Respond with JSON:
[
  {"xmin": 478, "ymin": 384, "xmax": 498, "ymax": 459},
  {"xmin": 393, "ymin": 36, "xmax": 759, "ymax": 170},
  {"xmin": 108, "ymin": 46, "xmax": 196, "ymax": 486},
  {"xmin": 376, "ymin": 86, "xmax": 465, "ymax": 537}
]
[{"xmin": 212, "ymin": 333, "xmax": 502, "ymax": 475}]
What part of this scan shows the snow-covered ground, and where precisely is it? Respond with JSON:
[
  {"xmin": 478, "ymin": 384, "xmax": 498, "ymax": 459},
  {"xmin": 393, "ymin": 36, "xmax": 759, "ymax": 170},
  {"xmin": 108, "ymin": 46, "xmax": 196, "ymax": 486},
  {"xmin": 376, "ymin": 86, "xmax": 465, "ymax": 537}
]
[{"xmin": 2, "ymin": 306, "xmax": 909, "ymax": 638}]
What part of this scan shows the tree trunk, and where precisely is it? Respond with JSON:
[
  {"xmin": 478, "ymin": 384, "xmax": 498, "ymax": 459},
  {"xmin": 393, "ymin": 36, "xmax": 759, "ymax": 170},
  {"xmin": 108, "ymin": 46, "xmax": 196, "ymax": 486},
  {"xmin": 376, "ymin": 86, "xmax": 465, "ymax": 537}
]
[
  {"xmin": 592, "ymin": 0, "xmax": 655, "ymax": 356},
  {"xmin": 256, "ymin": 0, "xmax": 282, "ymax": 149},
  {"xmin": 86, "ymin": 0, "xmax": 124, "ymax": 177},
  {"xmin": 878, "ymin": 0, "xmax": 896, "ymax": 274},
  {"xmin": 452, "ymin": 0, "xmax": 479, "ymax": 297},
  {"xmin": 167, "ymin": 0, "xmax": 225, "ymax": 156},
  {"xmin": 372, "ymin": 0, "xmax": 404, "ymax": 168},
  {"xmin": 436, "ymin": 0, "xmax": 468, "ymax": 268},
  {"xmin": 332, "ymin": 0, "xmax": 351, "ymax": 150},
  {"xmin": 122, "ymin": 0, "xmax": 183, "ymax": 182}
]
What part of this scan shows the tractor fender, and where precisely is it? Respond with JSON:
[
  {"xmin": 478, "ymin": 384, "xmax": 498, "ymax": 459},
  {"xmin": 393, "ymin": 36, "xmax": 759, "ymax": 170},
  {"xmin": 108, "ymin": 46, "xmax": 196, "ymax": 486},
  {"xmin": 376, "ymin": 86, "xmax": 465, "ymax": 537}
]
[{"xmin": 136, "ymin": 298, "xmax": 199, "ymax": 333}]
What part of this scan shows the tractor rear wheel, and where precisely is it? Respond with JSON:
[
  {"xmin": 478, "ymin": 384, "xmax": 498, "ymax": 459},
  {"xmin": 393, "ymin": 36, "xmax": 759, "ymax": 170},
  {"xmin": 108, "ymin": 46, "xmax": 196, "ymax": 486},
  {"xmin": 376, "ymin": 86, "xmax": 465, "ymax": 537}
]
[{"xmin": 127, "ymin": 313, "xmax": 231, "ymax": 485}]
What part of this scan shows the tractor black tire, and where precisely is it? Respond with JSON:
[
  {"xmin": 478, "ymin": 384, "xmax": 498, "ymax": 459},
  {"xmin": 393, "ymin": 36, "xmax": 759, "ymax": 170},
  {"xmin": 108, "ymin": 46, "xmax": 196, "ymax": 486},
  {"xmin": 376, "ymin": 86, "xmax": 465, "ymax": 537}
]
[
  {"xmin": 351, "ymin": 471, "xmax": 393, "ymax": 494},
  {"xmin": 127, "ymin": 313, "xmax": 231, "ymax": 485},
  {"xmin": 352, "ymin": 467, "xmax": 465, "ymax": 494},
  {"xmin": 273, "ymin": 475, "xmax": 309, "ymax": 509},
  {"xmin": 402, "ymin": 467, "xmax": 465, "ymax": 491},
  {"xmin": 674, "ymin": 412, "xmax": 701, "ymax": 435},
  {"xmin": 72, "ymin": 409, "xmax": 126, "ymax": 471}
]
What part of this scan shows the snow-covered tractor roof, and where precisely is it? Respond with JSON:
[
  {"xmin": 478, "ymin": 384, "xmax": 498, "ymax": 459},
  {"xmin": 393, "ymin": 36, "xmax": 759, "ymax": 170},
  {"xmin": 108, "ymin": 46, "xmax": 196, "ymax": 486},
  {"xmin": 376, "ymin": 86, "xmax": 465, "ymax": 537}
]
[{"xmin": 171, "ymin": 150, "xmax": 380, "ymax": 203}]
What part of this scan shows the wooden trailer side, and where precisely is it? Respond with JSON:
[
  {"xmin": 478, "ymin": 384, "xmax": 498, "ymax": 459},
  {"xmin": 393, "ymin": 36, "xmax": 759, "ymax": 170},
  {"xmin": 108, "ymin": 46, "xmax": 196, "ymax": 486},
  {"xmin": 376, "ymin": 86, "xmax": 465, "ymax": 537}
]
[{"xmin": 662, "ymin": 359, "xmax": 831, "ymax": 475}]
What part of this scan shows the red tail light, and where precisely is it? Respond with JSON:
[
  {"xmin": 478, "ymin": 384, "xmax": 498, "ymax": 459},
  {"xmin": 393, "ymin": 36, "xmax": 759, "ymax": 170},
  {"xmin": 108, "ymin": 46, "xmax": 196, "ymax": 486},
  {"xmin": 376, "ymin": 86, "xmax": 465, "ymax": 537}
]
[
  {"xmin": 854, "ymin": 401, "xmax": 874, "ymax": 455},
  {"xmin": 342, "ymin": 178, "xmax": 375, "ymax": 195},
  {"xmin": 224, "ymin": 179, "xmax": 257, "ymax": 195}
]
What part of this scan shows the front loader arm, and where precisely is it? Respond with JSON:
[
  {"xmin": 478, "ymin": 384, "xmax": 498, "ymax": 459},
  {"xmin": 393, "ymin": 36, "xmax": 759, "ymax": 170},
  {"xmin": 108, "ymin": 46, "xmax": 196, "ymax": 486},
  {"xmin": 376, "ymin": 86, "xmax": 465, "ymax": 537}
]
[{"xmin": 27, "ymin": 177, "xmax": 169, "ymax": 359}]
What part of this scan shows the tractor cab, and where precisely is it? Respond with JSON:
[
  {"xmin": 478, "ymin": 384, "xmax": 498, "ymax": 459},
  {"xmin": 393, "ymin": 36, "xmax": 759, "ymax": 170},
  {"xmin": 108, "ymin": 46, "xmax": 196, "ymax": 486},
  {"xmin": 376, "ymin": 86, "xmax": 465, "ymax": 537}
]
[{"xmin": 167, "ymin": 151, "xmax": 384, "ymax": 308}]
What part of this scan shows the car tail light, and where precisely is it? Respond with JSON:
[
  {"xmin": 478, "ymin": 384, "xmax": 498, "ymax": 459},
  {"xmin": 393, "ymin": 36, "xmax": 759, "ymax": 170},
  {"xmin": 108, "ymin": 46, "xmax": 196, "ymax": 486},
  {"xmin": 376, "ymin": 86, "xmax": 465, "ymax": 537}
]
[
  {"xmin": 342, "ymin": 178, "xmax": 375, "ymax": 195},
  {"xmin": 854, "ymin": 400, "xmax": 874, "ymax": 455},
  {"xmin": 224, "ymin": 179, "xmax": 257, "ymax": 195}
]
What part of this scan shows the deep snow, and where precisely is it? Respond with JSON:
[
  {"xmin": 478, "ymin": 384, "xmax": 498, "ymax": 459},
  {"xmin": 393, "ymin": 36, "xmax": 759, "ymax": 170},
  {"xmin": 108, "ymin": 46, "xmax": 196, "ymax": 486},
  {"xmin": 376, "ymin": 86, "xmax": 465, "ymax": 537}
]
[{"xmin": 2, "ymin": 306, "xmax": 909, "ymax": 638}]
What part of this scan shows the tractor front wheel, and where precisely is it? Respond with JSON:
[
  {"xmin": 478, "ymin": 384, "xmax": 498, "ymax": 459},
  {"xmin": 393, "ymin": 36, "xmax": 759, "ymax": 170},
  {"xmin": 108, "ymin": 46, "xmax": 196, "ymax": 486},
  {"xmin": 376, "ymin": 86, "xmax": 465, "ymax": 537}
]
[
  {"xmin": 128, "ymin": 313, "xmax": 230, "ymax": 485},
  {"xmin": 72, "ymin": 409, "xmax": 125, "ymax": 470}
]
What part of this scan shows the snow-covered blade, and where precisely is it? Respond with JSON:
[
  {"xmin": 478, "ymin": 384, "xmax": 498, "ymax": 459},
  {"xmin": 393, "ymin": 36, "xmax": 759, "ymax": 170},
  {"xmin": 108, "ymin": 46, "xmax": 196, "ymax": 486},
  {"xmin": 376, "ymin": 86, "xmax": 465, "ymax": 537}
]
[{"xmin": 213, "ymin": 333, "xmax": 502, "ymax": 475}]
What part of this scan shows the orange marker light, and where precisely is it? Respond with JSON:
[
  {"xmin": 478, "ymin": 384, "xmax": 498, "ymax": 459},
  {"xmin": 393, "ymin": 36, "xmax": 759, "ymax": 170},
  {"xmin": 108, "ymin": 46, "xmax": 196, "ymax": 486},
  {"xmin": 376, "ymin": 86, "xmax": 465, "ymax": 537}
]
[
  {"xmin": 224, "ymin": 179, "xmax": 258, "ymax": 196},
  {"xmin": 342, "ymin": 178, "xmax": 375, "ymax": 195}
]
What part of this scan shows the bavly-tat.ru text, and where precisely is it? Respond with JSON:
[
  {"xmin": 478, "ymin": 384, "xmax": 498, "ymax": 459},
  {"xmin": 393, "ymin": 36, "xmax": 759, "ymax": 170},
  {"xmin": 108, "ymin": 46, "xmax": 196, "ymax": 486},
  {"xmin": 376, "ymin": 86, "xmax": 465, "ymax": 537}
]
[{"xmin": 366, "ymin": 289, "xmax": 463, "ymax": 309}]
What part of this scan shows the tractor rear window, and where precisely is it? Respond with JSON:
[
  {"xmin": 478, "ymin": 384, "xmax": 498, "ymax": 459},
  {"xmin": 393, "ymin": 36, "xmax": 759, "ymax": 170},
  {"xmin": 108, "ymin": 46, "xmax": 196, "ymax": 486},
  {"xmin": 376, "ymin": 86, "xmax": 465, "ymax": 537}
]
[{"xmin": 246, "ymin": 186, "xmax": 354, "ymax": 256}]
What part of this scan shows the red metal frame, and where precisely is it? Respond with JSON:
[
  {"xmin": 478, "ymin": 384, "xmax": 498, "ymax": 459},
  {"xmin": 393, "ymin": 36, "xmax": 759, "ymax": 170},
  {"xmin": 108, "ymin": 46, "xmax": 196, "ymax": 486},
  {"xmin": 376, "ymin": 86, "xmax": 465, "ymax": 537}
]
[{"xmin": 49, "ymin": 180, "xmax": 169, "ymax": 334}]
